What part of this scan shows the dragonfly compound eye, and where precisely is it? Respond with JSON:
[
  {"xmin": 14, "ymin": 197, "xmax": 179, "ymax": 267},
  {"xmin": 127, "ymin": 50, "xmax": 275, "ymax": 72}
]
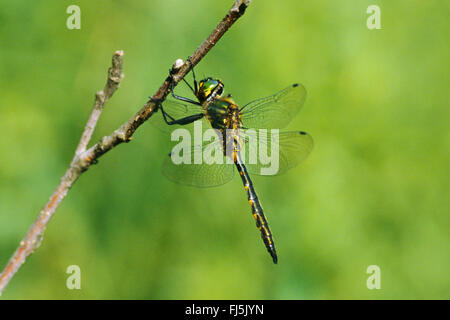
[{"xmin": 197, "ymin": 78, "xmax": 223, "ymax": 102}]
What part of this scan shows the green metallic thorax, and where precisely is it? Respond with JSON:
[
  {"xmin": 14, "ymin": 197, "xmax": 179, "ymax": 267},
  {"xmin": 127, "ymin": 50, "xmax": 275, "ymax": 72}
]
[{"xmin": 204, "ymin": 97, "xmax": 241, "ymax": 131}]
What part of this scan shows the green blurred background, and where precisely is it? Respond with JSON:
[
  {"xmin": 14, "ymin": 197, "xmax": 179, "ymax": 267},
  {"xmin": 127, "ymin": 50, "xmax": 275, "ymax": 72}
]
[{"xmin": 0, "ymin": 0, "xmax": 448, "ymax": 299}]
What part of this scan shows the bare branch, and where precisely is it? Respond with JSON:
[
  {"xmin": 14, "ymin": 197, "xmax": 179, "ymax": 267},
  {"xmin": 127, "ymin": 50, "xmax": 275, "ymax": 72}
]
[
  {"xmin": 75, "ymin": 50, "xmax": 124, "ymax": 155},
  {"xmin": 0, "ymin": 0, "xmax": 251, "ymax": 295}
]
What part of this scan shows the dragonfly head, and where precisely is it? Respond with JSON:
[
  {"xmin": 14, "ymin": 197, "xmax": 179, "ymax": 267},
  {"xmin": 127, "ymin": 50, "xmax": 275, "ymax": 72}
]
[{"xmin": 196, "ymin": 77, "xmax": 224, "ymax": 103}]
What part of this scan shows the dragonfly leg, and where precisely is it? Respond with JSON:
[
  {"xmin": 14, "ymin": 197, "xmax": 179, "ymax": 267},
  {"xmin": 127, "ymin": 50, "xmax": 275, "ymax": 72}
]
[
  {"xmin": 182, "ymin": 78, "xmax": 195, "ymax": 95},
  {"xmin": 170, "ymin": 74, "xmax": 202, "ymax": 106},
  {"xmin": 187, "ymin": 56, "xmax": 198, "ymax": 95},
  {"xmin": 168, "ymin": 56, "xmax": 198, "ymax": 96},
  {"xmin": 181, "ymin": 57, "xmax": 197, "ymax": 95},
  {"xmin": 160, "ymin": 105, "xmax": 204, "ymax": 126},
  {"xmin": 149, "ymin": 89, "xmax": 203, "ymax": 126}
]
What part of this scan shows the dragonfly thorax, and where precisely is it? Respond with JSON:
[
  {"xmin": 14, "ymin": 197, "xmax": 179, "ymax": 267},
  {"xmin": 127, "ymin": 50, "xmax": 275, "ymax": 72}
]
[{"xmin": 204, "ymin": 96, "xmax": 242, "ymax": 131}]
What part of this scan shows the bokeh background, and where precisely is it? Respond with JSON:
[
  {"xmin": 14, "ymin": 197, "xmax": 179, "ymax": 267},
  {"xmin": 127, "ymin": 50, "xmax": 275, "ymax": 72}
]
[{"xmin": 0, "ymin": 0, "xmax": 448, "ymax": 299}]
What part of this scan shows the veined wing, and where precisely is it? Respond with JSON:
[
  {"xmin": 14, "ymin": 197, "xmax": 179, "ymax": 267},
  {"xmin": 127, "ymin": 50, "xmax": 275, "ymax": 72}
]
[
  {"xmin": 162, "ymin": 139, "xmax": 235, "ymax": 187},
  {"xmin": 240, "ymin": 83, "xmax": 307, "ymax": 129},
  {"xmin": 240, "ymin": 130, "xmax": 313, "ymax": 176}
]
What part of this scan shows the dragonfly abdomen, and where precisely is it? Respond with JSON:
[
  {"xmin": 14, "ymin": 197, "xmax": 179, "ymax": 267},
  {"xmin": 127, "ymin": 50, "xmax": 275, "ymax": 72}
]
[{"xmin": 234, "ymin": 147, "xmax": 278, "ymax": 264}]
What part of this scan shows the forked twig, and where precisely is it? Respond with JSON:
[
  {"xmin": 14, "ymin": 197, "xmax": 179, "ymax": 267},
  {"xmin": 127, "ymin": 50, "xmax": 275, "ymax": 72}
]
[{"xmin": 0, "ymin": 0, "xmax": 251, "ymax": 295}]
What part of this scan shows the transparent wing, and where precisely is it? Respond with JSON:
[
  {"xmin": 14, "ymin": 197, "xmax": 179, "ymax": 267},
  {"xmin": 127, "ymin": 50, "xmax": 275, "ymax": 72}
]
[
  {"xmin": 240, "ymin": 84, "xmax": 307, "ymax": 129},
  {"xmin": 240, "ymin": 130, "xmax": 313, "ymax": 176},
  {"xmin": 151, "ymin": 99, "xmax": 209, "ymax": 134},
  {"xmin": 162, "ymin": 140, "xmax": 235, "ymax": 187}
]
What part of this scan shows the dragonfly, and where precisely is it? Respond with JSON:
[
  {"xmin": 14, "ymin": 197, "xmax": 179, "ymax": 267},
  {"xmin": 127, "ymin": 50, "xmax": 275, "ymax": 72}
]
[{"xmin": 154, "ymin": 68, "xmax": 313, "ymax": 264}]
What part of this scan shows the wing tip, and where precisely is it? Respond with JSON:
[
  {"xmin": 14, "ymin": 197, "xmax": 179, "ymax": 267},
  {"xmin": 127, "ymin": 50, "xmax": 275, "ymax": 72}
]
[{"xmin": 292, "ymin": 83, "xmax": 307, "ymax": 97}]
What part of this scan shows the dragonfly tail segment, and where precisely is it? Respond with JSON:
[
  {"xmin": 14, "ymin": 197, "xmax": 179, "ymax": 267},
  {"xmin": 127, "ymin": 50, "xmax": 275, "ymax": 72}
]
[{"xmin": 234, "ymin": 149, "xmax": 278, "ymax": 264}]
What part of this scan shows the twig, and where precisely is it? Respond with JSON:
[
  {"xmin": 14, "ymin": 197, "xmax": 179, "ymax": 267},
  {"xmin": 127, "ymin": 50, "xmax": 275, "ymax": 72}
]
[
  {"xmin": 0, "ymin": 0, "xmax": 251, "ymax": 296},
  {"xmin": 75, "ymin": 50, "xmax": 124, "ymax": 155}
]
